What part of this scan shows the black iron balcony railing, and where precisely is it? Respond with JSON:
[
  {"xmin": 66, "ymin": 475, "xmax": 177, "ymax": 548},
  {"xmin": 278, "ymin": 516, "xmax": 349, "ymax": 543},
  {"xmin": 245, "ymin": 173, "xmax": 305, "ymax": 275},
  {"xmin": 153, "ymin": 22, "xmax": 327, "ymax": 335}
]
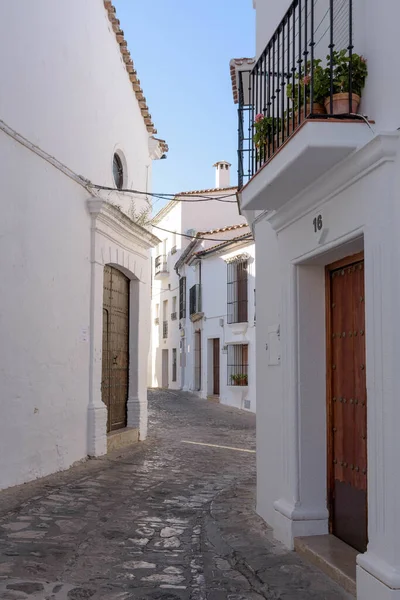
[
  {"xmin": 163, "ymin": 320, "xmax": 168, "ymax": 339},
  {"xmin": 155, "ymin": 254, "xmax": 168, "ymax": 275},
  {"xmin": 171, "ymin": 312, "xmax": 177, "ymax": 321},
  {"xmin": 238, "ymin": 0, "xmax": 362, "ymax": 189},
  {"xmin": 189, "ymin": 284, "xmax": 202, "ymax": 316}
]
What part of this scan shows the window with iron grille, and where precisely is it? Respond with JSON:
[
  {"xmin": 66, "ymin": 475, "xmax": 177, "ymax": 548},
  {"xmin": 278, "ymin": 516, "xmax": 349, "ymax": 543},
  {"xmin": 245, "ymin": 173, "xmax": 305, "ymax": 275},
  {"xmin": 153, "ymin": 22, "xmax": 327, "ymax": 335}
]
[
  {"xmin": 163, "ymin": 321, "xmax": 168, "ymax": 339},
  {"xmin": 189, "ymin": 284, "xmax": 202, "ymax": 316},
  {"xmin": 227, "ymin": 344, "xmax": 248, "ymax": 386},
  {"xmin": 172, "ymin": 348, "xmax": 177, "ymax": 382},
  {"xmin": 179, "ymin": 277, "xmax": 186, "ymax": 319},
  {"xmin": 227, "ymin": 258, "xmax": 248, "ymax": 323}
]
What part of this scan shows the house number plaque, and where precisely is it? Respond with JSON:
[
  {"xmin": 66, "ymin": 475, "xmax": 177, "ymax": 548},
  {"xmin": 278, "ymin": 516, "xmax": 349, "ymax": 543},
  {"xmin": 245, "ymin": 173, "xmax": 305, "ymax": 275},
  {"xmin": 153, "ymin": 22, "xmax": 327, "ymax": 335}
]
[{"xmin": 313, "ymin": 214, "xmax": 323, "ymax": 233}]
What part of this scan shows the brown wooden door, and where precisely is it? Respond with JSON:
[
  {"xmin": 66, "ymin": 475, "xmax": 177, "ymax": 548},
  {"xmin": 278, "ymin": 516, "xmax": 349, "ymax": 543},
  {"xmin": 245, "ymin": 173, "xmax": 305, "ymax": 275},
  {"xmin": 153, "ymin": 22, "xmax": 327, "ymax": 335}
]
[
  {"xmin": 213, "ymin": 339, "xmax": 220, "ymax": 396},
  {"xmin": 194, "ymin": 330, "xmax": 202, "ymax": 391},
  {"xmin": 102, "ymin": 265, "xmax": 129, "ymax": 432},
  {"xmin": 162, "ymin": 349, "xmax": 169, "ymax": 388},
  {"xmin": 327, "ymin": 256, "xmax": 367, "ymax": 552}
]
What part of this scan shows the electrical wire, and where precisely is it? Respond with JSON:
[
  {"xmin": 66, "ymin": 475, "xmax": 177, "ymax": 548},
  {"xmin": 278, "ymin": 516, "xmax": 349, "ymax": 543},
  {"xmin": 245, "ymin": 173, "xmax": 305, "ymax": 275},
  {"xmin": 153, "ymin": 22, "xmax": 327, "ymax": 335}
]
[{"xmin": 87, "ymin": 184, "xmax": 238, "ymax": 202}]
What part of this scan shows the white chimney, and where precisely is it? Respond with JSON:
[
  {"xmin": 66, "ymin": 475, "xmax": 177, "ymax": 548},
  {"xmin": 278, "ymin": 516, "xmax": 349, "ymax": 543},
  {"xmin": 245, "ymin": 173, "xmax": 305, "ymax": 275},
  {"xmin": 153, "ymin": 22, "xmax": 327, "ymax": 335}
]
[{"xmin": 213, "ymin": 160, "xmax": 231, "ymax": 189}]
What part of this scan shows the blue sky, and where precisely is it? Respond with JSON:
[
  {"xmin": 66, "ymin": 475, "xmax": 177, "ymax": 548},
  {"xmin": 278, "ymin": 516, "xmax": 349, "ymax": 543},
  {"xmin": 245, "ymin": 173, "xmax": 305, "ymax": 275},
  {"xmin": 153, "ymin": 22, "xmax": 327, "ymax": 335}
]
[{"xmin": 113, "ymin": 0, "xmax": 255, "ymax": 206}]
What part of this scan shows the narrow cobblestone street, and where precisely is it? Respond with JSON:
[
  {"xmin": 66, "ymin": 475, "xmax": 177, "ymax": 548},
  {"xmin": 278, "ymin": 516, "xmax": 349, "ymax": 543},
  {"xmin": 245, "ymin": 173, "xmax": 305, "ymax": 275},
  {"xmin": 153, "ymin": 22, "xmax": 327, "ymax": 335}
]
[{"xmin": 0, "ymin": 391, "xmax": 352, "ymax": 600}]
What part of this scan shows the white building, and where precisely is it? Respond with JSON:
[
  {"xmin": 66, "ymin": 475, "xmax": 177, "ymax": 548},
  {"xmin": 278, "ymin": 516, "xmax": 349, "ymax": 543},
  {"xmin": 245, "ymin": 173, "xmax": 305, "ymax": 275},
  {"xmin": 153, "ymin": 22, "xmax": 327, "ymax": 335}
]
[
  {"xmin": 149, "ymin": 163, "xmax": 256, "ymax": 411},
  {"xmin": 231, "ymin": 0, "xmax": 400, "ymax": 598},
  {"xmin": 0, "ymin": 0, "xmax": 166, "ymax": 490},
  {"xmin": 176, "ymin": 228, "xmax": 256, "ymax": 412}
]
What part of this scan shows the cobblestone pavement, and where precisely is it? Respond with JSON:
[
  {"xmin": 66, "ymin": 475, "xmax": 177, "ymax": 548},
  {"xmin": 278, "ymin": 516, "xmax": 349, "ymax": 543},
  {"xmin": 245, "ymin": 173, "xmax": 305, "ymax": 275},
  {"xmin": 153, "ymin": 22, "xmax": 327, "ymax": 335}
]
[{"xmin": 0, "ymin": 390, "xmax": 353, "ymax": 600}]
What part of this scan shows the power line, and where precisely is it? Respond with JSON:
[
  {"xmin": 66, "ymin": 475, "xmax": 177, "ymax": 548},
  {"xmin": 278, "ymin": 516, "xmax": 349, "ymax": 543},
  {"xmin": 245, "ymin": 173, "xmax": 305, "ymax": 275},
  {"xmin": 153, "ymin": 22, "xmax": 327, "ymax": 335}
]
[{"xmin": 88, "ymin": 184, "xmax": 238, "ymax": 202}]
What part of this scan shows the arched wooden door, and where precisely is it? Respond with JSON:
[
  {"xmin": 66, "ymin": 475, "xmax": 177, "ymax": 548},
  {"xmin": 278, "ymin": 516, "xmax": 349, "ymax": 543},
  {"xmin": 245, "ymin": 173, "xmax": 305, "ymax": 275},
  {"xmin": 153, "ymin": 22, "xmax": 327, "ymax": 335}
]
[{"xmin": 102, "ymin": 265, "xmax": 130, "ymax": 432}]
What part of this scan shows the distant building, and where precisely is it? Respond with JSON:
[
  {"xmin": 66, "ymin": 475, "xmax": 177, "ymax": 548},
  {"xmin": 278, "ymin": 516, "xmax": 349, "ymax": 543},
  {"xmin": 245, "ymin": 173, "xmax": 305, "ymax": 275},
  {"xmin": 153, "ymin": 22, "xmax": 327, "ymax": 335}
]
[
  {"xmin": 0, "ymin": 0, "xmax": 166, "ymax": 490},
  {"xmin": 149, "ymin": 164, "xmax": 256, "ymax": 412}
]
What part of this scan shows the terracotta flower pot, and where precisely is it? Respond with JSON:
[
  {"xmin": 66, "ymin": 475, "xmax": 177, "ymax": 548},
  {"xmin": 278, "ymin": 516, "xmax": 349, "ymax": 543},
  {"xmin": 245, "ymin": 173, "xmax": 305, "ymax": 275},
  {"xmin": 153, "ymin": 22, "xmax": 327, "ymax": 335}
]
[
  {"xmin": 294, "ymin": 102, "xmax": 326, "ymax": 123},
  {"xmin": 324, "ymin": 93, "xmax": 360, "ymax": 115}
]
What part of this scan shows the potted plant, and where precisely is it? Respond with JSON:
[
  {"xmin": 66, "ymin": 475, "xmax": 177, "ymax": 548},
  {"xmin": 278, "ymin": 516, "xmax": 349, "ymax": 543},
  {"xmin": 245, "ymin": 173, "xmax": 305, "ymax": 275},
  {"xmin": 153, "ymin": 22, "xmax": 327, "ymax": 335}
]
[
  {"xmin": 286, "ymin": 59, "xmax": 327, "ymax": 121},
  {"xmin": 231, "ymin": 373, "xmax": 248, "ymax": 386},
  {"xmin": 324, "ymin": 50, "xmax": 368, "ymax": 115},
  {"xmin": 253, "ymin": 113, "xmax": 281, "ymax": 161}
]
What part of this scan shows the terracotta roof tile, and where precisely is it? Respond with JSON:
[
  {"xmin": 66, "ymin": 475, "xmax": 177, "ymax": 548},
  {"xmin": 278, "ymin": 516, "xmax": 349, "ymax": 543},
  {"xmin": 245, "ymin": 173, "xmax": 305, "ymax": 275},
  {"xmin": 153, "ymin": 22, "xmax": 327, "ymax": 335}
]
[
  {"xmin": 104, "ymin": 1, "xmax": 168, "ymax": 152},
  {"xmin": 195, "ymin": 232, "xmax": 253, "ymax": 256},
  {"xmin": 198, "ymin": 223, "xmax": 248, "ymax": 236},
  {"xmin": 178, "ymin": 186, "xmax": 237, "ymax": 196}
]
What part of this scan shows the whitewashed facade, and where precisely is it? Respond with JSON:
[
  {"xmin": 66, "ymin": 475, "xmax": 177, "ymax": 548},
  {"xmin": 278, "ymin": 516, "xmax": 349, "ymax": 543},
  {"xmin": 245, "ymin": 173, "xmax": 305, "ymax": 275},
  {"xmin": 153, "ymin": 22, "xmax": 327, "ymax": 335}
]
[
  {"xmin": 0, "ymin": 0, "xmax": 166, "ymax": 490},
  {"xmin": 149, "ymin": 164, "xmax": 255, "ymax": 411},
  {"xmin": 177, "ymin": 235, "xmax": 256, "ymax": 412},
  {"xmin": 231, "ymin": 0, "xmax": 400, "ymax": 598}
]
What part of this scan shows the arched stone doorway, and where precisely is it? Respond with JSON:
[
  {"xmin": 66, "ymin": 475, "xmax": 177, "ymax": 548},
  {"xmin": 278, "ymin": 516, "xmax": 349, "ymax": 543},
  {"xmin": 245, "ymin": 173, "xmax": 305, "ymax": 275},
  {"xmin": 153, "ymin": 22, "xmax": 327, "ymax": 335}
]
[{"xmin": 102, "ymin": 265, "xmax": 130, "ymax": 432}]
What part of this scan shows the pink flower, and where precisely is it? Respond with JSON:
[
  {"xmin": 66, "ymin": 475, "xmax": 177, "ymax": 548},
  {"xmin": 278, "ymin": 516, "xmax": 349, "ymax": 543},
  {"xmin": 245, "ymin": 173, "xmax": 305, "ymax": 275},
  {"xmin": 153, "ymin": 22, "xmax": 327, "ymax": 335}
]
[
  {"xmin": 360, "ymin": 56, "xmax": 367, "ymax": 64},
  {"xmin": 302, "ymin": 74, "xmax": 311, "ymax": 86},
  {"xmin": 255, "ymin": 113, "xmax": 264, "ymax": 123}
]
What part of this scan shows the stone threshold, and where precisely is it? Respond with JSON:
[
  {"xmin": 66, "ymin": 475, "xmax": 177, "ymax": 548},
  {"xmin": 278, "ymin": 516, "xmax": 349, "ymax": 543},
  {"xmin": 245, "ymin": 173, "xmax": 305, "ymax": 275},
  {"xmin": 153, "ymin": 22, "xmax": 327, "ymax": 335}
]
[
  {"xmin": 294, "ymin": 534, "xmax": 357, "ymax": 597},
  {"xmin": 207, "ymin": 395, "xmax": 220, "ymax": 403},
  {"xmin": 107, "ymin": 427, "xmax": 139, "ymax": 453}
]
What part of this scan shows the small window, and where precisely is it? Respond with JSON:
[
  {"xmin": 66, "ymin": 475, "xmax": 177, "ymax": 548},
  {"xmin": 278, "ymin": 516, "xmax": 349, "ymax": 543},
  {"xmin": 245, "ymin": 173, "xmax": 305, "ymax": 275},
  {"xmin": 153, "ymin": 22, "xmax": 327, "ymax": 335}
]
[
  {"xmin": 113, "ymin": 153, "xmax": 124, "ymax": 190},
  {"xmin": 228, "ymin": 344, "xmax": 248, "ymax": 386}
]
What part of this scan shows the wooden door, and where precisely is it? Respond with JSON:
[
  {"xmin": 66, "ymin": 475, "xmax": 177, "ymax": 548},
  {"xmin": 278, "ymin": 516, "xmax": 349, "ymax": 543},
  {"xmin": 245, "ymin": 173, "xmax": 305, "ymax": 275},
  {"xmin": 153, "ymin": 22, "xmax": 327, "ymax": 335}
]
[
  {"xmin": 213, "ymin": 339, "xmax": 220, "ymax": 396},
  {"xmin": 102, "ymin": 265, "xmax": 129, "ymax": 433},
  {"xmin": 194, "ymin": 331, "xmax": 202, "ymax": 391},
  {"xmin": 162, "ymin": 349, "xmax": 169, "ymax": 388},
  {"xmin": 327, "ymin": 255, "xmax": 367, "ymax": 552}
]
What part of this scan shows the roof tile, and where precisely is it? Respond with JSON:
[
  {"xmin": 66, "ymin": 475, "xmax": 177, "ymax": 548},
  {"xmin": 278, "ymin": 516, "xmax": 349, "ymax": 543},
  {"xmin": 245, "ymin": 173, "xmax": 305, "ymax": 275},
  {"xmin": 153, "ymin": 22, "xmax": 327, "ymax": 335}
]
[{"xmin": 104, "ymin": 1, "xmax": 168, "ymax": 152}]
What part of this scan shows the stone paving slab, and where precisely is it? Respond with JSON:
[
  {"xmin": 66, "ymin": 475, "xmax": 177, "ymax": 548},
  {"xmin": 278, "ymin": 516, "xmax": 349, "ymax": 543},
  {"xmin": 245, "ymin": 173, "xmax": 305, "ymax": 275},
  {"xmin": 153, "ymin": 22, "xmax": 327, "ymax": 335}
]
[{"xmin": 0, "ymin": 390, "xmax": 353, "ymax": 599}]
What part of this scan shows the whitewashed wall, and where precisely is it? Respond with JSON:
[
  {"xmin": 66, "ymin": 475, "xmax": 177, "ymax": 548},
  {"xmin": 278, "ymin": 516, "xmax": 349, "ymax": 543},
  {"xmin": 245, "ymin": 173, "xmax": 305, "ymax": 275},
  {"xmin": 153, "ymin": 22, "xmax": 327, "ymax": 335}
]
[
  {"xmin": 0, "ymin": 0, "xmax": 155, "ymax": 489},
  {"xmin": 0, "ymin": 0, "xmax": 151, "ymax": 217},
  {"xmin": 0, "ymin": 135, "xmax": 92, "ymax": 488}
]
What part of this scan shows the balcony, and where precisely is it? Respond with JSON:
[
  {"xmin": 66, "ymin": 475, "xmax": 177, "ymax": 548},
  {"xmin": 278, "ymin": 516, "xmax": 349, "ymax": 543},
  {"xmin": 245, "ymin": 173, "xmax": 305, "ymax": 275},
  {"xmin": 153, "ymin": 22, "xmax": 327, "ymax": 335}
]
[
  {"xmin": 155, "ymin": 255, "xmax": 168, "ymax": 278},
  {"xmin": 162, "ymin": 321, "xmax": 168, "ymax": 339},
  {"xmin": 189, "ymin": 284, "xmax": 203, "ymax": 322},
  {"xmin": 236, "ymin": 0, "xmax": 371, "ymax": 212},
  {"xmin": 171, "ymin": 312, "xmax": 177, "ymax": 321}
]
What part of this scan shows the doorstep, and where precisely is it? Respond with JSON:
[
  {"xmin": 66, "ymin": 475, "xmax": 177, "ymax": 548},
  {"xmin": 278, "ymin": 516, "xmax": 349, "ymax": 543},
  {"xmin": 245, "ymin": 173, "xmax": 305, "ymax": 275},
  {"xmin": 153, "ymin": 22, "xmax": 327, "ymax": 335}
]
[
  {"xmin": 294, "ymin": 534, "xmax": 357, "ymax": 597},
  {"xmin": 107, "ymin": 427, "xmax": 139, "ymax": 453},
  {"xmin": 207, "ymin": 395, "xmax": 220, "ymax": 403}
]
